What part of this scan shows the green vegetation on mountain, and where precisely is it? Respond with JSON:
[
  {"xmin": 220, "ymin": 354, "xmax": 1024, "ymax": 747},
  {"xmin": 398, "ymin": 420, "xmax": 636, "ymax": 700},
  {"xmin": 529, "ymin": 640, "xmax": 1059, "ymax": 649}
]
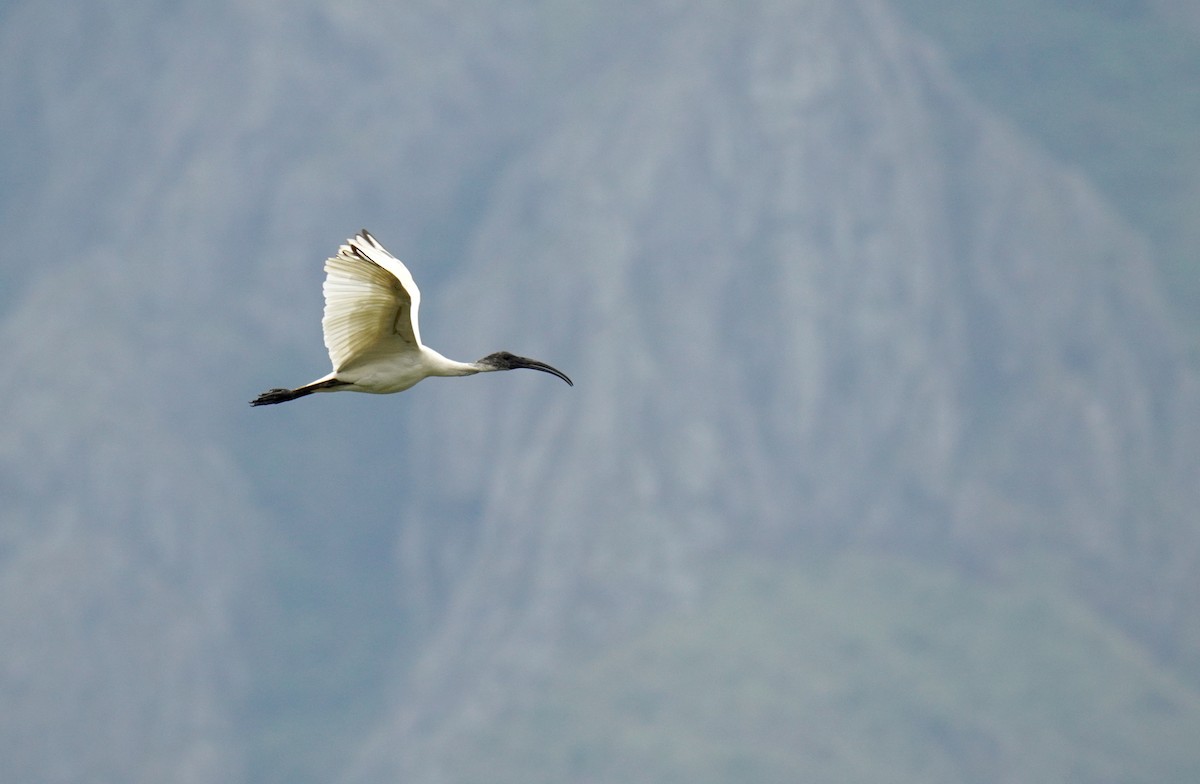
[{"xmin": 459, "ymin": 555, "xmax": 1200, "ymax": 783}]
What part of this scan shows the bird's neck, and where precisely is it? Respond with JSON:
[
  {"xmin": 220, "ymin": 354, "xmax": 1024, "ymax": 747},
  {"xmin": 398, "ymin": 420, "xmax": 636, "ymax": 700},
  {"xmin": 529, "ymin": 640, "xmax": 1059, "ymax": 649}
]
[{"xmin": 422, "ymin": 348, "xmax": 481, "ymax": 377}]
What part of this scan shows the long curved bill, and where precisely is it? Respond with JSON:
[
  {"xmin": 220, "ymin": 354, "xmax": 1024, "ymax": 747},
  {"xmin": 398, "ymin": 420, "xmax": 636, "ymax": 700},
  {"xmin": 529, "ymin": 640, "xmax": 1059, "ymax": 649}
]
[{"xmin": 513, "ymin": 356, "xmax": 574, "ymax": 386}]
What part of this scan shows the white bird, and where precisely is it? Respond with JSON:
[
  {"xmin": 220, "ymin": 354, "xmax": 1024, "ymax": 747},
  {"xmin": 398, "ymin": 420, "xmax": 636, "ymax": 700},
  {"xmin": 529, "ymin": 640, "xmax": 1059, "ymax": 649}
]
[{"xmin": 251, "ymin": 229, "xmax": 572, "ymax": 406}]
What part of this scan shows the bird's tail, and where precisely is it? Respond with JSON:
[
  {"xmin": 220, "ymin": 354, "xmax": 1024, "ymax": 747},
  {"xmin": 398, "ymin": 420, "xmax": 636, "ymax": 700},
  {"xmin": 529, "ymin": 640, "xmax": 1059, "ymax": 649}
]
[{"xmin": 250, "ymin": 377, "xmax": 347, "ymax": 406}]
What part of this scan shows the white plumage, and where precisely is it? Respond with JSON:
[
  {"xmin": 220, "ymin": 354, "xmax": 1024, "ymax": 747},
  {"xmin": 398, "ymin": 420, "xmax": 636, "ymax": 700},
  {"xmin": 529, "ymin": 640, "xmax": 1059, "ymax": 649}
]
[{"xmin": 251, "ymin": 230, "xmax": 572, "ymax": 406}]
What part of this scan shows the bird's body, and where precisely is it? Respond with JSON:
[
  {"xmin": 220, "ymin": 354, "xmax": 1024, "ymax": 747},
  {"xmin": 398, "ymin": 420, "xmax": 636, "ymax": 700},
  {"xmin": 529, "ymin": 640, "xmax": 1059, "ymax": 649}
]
[{"xmin": 251, "ymin": 230, "xmax": 572, "ymax": 406}]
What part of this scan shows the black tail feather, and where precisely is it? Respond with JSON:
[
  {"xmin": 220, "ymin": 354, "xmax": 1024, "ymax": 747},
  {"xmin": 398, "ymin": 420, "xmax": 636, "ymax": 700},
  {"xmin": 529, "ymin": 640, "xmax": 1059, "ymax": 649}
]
[
  {"xmin": 250, "ymin": 378, "xmax": 347, "ymax": 406},
  {"xmin": 250, "ymin": 387, "xmax": 309, "ymax": 406}
]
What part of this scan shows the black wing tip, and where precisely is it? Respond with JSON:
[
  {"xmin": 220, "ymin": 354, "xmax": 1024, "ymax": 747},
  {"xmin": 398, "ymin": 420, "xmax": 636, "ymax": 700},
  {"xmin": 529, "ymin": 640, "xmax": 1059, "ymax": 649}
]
[{"xmin": 344, "ymin": 229, "xmax": 380, "ymax": 261}]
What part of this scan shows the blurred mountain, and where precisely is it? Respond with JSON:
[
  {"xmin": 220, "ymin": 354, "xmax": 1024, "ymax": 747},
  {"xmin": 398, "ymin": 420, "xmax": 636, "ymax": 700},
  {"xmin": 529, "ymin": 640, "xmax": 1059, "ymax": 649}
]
[
  {"xmin": 1, "ymin": 0, "xmax": 1198, "ymax": 782},
  {"xmin": 347, "ymin": 0, "xmax": 1200, "ymax": 780},
  {"xmin": 443, "ymin": 555, "xmax": 1200, "ymax": 783},
  {"xmin": 894, "ymin": 0, "xmax": 1200, "ymax": 334},
  {"xmin": 0, "ymin": 262, "xmax": 261, "ymax": 782}
]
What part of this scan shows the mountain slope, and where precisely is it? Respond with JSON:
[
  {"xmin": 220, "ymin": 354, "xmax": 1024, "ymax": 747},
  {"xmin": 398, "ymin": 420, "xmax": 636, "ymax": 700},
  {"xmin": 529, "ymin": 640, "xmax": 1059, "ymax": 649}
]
[
  {"xmin": 349, "ymin": 0, "xmax": 1200, "ymax": 779},
  {"xmin": 459, "ymin": 556, "xmax": 1200, "ymax": 783},
  {"xmin": 0, "ymin": 1, "xmax": 548, "ymax": 779},
  {"xmin": 0, "ymin": 1, "xmax": 671, "ymax": 779},
  {"xmin": 0, "ymin": 262, "xmax": 261, "ymax": 782},
  {"xmin": 893, "ymin": 0, "xmax": 1200, "ymax": 330}
]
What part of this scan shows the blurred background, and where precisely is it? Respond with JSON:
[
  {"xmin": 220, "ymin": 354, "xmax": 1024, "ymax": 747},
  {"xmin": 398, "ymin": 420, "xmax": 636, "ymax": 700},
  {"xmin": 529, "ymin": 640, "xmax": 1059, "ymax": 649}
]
[{"xmin": 2, "ymin": 0, "xmax": 1199, "ymax": 781}]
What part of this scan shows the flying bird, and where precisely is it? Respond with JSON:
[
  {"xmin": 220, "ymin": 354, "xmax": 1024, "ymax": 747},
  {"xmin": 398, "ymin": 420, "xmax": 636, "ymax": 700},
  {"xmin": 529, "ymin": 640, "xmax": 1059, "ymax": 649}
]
[{"xmin": 251, "ymin": 229, "xmax": 572, "ymax": 406}]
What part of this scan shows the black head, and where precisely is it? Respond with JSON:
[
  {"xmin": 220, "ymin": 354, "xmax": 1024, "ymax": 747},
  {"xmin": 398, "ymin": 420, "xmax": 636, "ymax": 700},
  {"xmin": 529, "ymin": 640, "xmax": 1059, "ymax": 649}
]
[{"xmin": 477, "ymin": 351, "xmax": 573, "ymax": 386}]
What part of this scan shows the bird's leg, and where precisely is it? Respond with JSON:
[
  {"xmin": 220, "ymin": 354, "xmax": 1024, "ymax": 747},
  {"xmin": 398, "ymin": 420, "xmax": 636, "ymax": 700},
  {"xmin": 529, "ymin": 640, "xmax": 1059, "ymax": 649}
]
[{"xmin": 250, "ymin": 377, "xmax": 349, "ymax": 406}]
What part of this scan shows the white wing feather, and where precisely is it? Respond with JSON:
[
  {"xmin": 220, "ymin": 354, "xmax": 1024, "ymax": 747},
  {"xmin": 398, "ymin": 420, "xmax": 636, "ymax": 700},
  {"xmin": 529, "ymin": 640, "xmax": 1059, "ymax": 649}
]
[{"xmin": 321, "ymin": 230, "xmax": 423, "ymax": 372}]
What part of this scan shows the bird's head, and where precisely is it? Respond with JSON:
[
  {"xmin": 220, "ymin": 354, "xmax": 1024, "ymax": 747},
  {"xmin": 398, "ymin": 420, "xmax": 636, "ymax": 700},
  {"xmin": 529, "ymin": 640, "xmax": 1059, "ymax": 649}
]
[{"xmin": 475, "ymin": 351, "xmax": 573, "ymax": 386}]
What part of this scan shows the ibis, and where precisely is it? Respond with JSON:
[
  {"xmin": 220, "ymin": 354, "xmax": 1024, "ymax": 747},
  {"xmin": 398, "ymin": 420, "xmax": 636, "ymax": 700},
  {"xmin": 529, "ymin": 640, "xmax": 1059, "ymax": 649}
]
[{"xmin": 251, "ymin": 229, "xmax": 572, "ymax": 406}]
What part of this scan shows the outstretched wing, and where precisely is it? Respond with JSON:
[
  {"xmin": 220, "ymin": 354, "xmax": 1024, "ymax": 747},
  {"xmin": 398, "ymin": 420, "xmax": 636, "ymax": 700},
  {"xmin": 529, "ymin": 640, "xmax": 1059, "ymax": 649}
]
[{"xmin": 321, "ymin": 229, "xmax": 423, "ymax": 372}]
